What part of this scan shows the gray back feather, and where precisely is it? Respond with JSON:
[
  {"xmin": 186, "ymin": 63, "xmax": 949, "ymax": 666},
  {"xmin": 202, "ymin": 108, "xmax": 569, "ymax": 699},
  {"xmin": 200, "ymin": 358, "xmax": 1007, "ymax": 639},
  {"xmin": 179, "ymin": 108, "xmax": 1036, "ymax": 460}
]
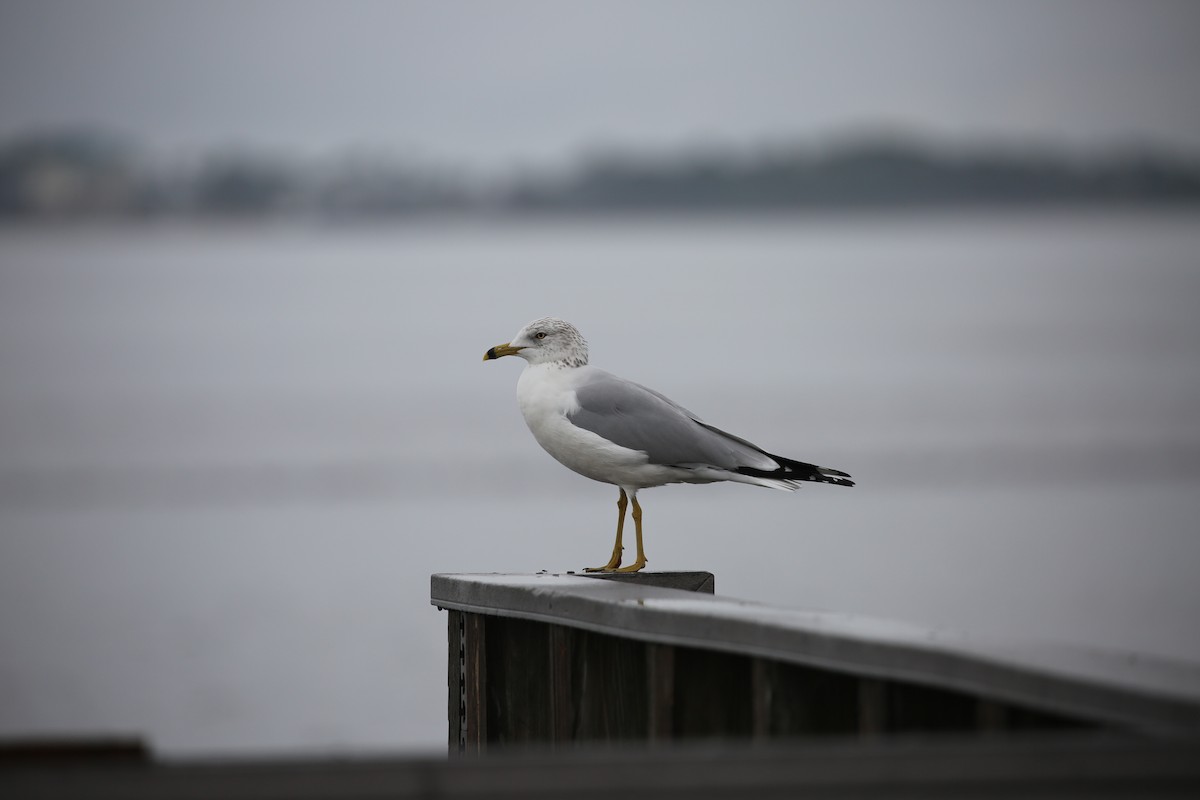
[{"xmin": 568, "ymin": 370, "xmax": 777, "ymax": 470}]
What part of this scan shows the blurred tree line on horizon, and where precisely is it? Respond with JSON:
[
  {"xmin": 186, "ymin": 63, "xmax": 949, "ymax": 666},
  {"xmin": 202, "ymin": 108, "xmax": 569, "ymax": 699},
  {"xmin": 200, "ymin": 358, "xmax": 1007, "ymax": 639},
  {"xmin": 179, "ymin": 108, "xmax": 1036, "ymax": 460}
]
[{"xmin": 2, "ymin": 129, "xmax": 1199, "ymax": 221}]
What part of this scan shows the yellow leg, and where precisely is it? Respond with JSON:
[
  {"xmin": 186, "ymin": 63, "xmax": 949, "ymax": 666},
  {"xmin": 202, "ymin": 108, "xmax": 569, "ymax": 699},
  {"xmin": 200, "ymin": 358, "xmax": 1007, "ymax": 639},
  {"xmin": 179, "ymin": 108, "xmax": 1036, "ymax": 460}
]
[
  {"xmin": 585, "ymin": 489, "xmax": 627, "ymax": 572},
  {"xmin": 615, "ymin": 495, "xmax": 646, "ymax": 573}
]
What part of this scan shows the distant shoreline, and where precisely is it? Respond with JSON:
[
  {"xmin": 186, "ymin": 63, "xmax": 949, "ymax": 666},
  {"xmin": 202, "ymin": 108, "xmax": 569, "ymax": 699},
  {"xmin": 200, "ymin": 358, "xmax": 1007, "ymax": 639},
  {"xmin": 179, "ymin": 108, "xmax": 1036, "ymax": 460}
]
[
  {"xmin": 3, "ymin": 131, "xmax": 1199, "ymax": 222},
  {"xmin": 3, "ymin": 203, "xmax": 1200, "ymax": 235}
]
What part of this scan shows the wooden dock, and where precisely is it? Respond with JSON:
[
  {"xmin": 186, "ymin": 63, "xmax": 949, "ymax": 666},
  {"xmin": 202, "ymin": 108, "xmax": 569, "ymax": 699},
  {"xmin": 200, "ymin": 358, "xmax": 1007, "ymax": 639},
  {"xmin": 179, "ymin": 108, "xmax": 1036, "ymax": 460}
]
[
  {"xmin": 6, "ymin": 571, "xmax": 1200, "ymax": 799},
  {"xmin": 432, "ymin": 571, "xmax": 1200, "ymax": 750}
]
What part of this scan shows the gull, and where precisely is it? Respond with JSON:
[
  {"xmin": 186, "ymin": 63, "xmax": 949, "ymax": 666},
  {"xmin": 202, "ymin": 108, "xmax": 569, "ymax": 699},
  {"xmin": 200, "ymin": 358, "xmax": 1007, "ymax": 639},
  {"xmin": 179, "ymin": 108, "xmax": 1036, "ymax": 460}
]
[{"xmin": 484, "ymin": 317, "xmax": 854, "ymax": 573}]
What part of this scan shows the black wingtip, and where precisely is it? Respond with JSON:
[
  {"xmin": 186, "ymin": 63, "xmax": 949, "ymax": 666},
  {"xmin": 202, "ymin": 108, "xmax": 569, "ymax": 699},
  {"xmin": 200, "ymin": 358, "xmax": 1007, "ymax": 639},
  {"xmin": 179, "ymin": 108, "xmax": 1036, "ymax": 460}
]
[{"xmin": 736, "ymin": 455, "xmax": 855, "ymax": 487}]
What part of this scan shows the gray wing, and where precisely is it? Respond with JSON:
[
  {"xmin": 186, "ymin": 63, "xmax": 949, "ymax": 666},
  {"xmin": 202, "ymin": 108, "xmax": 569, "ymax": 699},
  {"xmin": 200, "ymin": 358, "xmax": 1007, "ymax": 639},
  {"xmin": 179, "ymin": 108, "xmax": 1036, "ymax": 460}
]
[{"xmin": 569, "ymin": 369, "xmax": 778, "ymax": 470}]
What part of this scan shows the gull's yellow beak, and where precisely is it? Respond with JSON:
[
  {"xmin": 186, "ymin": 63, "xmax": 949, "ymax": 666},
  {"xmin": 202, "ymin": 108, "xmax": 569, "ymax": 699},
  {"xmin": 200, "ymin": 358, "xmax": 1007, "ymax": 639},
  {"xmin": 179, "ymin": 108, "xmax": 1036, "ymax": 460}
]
[{"xmin": 483, "ymin": 342, "xmax": 524, "ymax": 361}]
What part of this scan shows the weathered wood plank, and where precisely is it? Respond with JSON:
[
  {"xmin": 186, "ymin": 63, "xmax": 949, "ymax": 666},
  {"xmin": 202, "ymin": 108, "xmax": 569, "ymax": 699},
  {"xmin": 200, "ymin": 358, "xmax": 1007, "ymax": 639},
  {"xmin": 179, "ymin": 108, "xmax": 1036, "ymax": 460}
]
[
  {"xmin": 447, "ymin": 609, "xmax": 463, "ymax": 752},
  {"xmin": 584, "ymin": 571, "xmax": 715, "ymax": 594},
  {"xmin": 977, "ymin": 698, "xmax": 1010, "ymax": 732},
  {"xmin": 461, "ymin": 612, "xmax": 487, "ymax": 753},
  {"xmin": 573, "ymin": 629, "xmax": 648, "ymax": 742},
  {"xmin": 431, "ymin": 573, "xmax": 1200, "ymax": 734},
  {"xmin": 754, "ymin": 659, "xmax": 861, "ymax": 737},
  {"xmin": 886, "ymin": 680, "xmax": 993, "ymax": 733},
  {"xmin": 858, "ymin": 677, "xmax": 887, "ymax": 737},
  {"xmin": 548, "ymin": 624, "xmax": 575, "ymax": 746},
  {"xmin": 485, "ymin": 617, "xmax": 553, "ymax": 745},
  {"xmin": 673, "ymin": 645, "xmax": 752, "ymax": 738},
  {"xmin": 751, "ymin": 658, "xmax": 771, "ymax": 740},
  {"xmin": 646, "ymin": 644, "xmax": 675, "ymax": 741}
]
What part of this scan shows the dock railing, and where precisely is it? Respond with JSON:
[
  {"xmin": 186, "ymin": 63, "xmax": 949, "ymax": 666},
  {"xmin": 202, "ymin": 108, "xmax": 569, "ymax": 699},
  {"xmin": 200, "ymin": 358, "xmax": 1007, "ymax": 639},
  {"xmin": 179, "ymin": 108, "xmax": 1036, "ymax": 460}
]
[{"xmin": 431, "ymin": 572, "xmax": 1200, "ymax": 753}]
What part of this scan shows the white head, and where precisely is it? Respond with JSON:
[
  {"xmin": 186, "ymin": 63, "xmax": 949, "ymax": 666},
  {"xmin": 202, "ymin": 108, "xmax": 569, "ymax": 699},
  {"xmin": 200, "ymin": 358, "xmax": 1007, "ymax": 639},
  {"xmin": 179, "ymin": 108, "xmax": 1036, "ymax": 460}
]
[{"xmin": 484, "ymin": 317, "xmax": 589, "ymax": 367}]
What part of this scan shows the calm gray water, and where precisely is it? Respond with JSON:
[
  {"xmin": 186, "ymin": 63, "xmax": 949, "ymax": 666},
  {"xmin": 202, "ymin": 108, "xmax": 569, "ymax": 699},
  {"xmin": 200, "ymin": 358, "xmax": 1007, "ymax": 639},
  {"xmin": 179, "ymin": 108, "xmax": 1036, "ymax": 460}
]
[{"xmin": 2, "ymin": 211, "xmax": 1199, "ymax": 754}]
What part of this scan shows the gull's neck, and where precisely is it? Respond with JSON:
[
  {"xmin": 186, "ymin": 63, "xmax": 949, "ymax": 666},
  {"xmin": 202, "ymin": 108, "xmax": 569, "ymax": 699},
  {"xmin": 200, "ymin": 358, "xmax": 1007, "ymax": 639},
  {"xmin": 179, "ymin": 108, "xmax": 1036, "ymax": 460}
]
[
  {"xmin": 527, "ymin": 358, "xmax": 585, "ymax": 372},
  {"xmin": 527, "ymin": 350, "xmax": 588, "ymax": 370}
]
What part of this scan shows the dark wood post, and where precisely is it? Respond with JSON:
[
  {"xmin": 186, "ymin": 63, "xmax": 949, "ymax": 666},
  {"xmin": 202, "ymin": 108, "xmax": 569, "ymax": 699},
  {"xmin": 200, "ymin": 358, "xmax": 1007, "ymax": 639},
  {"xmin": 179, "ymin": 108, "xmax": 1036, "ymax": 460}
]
[
  {"xmin": 858, "ymin": 678, "xmax": 887, "ymax": 737},
  {"xmin": 751, "ymin": 658, "xmax": 772, "ymax": 740},
  {"xmin": 461, "ymin": 613, "xmax": 487, "ymax": 753},
  {"xmin": 549, "ymin": 624, "xmax": 575, "ymax": 746},
  {"xmin": 446, "ymin": 610, "xmax": 462, "ymax": 751},
  {"xmin": 646, "ymin": 643, "xmax": 676, "ymax": 741}
]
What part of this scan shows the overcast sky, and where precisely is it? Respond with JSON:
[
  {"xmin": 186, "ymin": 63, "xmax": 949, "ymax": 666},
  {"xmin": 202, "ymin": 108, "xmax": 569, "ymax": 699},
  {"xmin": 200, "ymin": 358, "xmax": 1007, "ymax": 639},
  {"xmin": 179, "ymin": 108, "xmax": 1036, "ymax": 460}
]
[{"xmin": 2, "ymin": 0, "xmax": 1199, "ymax": 170}]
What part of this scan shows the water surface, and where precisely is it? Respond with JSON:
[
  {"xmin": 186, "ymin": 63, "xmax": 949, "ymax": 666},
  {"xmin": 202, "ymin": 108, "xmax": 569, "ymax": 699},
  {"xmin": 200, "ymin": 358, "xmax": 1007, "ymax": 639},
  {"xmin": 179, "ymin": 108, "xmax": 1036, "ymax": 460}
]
[{"xmin": 1, "ymin": 211, "xmax": 1198, "ymax": 753}]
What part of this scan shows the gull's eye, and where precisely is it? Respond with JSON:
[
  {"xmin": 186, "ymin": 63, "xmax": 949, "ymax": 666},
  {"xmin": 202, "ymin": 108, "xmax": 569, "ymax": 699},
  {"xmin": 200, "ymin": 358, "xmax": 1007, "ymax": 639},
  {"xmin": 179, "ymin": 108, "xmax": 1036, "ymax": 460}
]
[{"xmin": 535, "ymin": 332, "xmax": 547, "ymax": 340}]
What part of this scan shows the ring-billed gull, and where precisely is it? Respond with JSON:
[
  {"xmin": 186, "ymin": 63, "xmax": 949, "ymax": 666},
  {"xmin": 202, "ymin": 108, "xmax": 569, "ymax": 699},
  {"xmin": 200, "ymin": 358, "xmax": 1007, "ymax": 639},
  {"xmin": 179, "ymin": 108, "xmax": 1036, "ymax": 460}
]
[{"xmin": 484, "ymin": 317, "xmax": 854, "ymax": 573}]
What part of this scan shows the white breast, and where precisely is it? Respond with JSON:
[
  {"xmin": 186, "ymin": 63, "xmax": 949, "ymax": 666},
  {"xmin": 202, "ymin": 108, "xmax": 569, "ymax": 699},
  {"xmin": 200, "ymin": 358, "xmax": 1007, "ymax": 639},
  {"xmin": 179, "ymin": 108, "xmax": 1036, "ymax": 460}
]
[{"xmin": 516, "ymin": 364, "xmax": 680, "ymax": 488}]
